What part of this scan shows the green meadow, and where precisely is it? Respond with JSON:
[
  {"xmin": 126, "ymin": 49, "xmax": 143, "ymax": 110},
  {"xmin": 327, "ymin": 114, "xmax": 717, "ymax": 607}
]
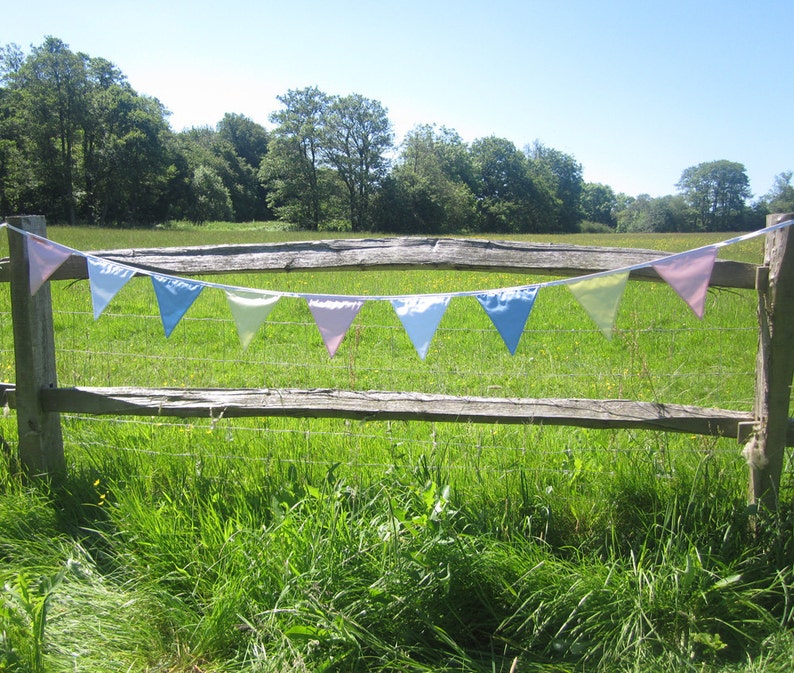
[{"xmin": 1, "ymin": 225, "xmax": 792, "ymax": 672}]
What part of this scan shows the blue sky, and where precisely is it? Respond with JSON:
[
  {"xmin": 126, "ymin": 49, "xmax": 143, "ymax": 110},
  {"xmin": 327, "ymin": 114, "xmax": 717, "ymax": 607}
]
[{"xmin": 5, "ymin": 0, "xmax": 792, "ymax": 198}]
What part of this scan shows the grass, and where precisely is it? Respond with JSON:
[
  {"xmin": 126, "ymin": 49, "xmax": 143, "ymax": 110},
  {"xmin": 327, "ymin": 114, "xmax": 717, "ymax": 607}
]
[{"xmin": 0, "ymin": 223, "xmax": 792, "ymax": 671}]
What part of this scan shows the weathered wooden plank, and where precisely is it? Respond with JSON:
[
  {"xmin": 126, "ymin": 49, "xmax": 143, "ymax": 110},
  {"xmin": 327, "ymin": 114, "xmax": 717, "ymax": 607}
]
[
  {"xmin": 6, "ymin": 217, "xmax": 65, "ymax": 480},
  {"xmin": 5, "ymin": 383, "xmax": 790, "ymax": 443},
  {"xmin": 749, "ymin": 213, "xmax": 794, "ymax": 511},
  {"xmin": 0, "ymin": 238, "xmax": 757, "ymax": 289},
  {"xmin": 37, "ymin": 385, "xmax": 756, "ymax": 437}
]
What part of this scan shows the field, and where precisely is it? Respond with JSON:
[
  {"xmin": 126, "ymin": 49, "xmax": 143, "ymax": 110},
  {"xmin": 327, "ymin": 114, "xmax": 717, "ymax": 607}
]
[{"xmin": 1, "ymin": 224, "xmax": 793, "ymax": 672}]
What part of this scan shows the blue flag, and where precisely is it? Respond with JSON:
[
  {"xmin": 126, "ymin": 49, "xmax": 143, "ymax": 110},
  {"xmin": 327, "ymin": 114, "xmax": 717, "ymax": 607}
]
[
  {"xmin": 87, "ymin": 257, "xmax": 135, "ymax": 319},
  {"xmin": 151, "ymin": 275, "xmax": 204, "ymax": 337},
  {"xmin": 391, "ymin": 296, "xmax": 450, "ymax": 360},
  {"xmin": 476, "ymin": 287, "xmax": 539, "ymax": 354}
]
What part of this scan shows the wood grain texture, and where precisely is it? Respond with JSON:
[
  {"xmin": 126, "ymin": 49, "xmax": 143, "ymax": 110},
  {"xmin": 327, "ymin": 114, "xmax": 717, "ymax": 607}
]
[
  {"xmin": 6, "ymin": 216, "xmax": 65, "ymax": 479},
  {"xmin": 0, "ymin": 237, "xmax": 758, "ymax": 289},
  {"xmin": 37, "ymin": 386, "xmax": 758, "ymax": 438},
  {"xmin": 750, "ymin": 213, "xmax": 794, "ymax": 509}
]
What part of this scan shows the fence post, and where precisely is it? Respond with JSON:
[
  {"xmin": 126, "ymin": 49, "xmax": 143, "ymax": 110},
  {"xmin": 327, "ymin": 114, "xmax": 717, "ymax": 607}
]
[
  {"xmin": 748, "ymin": 212, "xmax": 794, "ymax": 512},
  {"xmin": 6, "ymin": 215, "xmax": 65, "ymax": 481}
]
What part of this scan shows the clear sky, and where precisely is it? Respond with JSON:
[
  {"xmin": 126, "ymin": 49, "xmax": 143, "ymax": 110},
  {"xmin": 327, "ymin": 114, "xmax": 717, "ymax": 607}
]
[{"xmin": 4, "ymin": 0, "xmax": 792, "ymax": 198}]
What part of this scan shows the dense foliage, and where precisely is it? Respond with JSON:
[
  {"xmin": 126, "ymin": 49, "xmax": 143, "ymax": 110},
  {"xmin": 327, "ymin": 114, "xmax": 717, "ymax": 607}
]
[{"xmin": 1, "ymin": 38, "xmax": 791, "ymax": 230}]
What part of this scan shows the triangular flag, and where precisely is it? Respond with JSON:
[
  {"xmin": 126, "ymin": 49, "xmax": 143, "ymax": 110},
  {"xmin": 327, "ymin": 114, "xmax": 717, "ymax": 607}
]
[
  {"xmin": 225, "ymin": 290, "xmax": 279, "ymax": 350},
  {"xmin": 476, "ymin": 287, "xmax": 539, "ymax": 355},
  {"xmin": 87, "ymin": 257, "xmax": 135, "ymax": 319},
  {"xmin": 151, "ymin": 275, "xmax": 204, "ymax": 337},
  {"xmin": 652, "ymin": 247, "xmax": 718, "ymax": 319},
  {"xmin": 391, "ymin": 296, "xmax": 451, "ymax": 360},
  {"xmin": 26, "ymin": 236, "xmax": 72, "ymax": 295},
  {"xmin": 568, "ymin": 271, "xmax": 629, "ymax": 340},
  {"xmin": 306, "ymin": 296, "xmax": 365, "ymax": 358}
]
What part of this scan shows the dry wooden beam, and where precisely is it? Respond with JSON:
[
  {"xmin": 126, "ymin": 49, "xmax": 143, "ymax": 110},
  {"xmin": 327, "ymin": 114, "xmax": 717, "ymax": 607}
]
[
  {"xmin": 750, "ymin": 213, "xmax": 794, "ymax": 511},
  {"xmin": 0, "ymin": 238, "xmax": 757, "ymax": 289},
  {"xmin": 34, "ymin": 385, "xmax": 761, "ymax": 439},
  {"xmin": 6, "ymin": 217, "xmax": 65, "ymax": 480}
]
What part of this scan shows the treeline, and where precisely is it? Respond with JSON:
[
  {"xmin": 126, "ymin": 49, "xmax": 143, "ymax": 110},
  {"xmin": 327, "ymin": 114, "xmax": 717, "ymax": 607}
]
[
  {"xmin": 2, "ymin": 38, "xmax": 793, "ymax": 232},
  {"xmin": 0, "ymin": 38, "xmax": 270, "ymax": 227}
]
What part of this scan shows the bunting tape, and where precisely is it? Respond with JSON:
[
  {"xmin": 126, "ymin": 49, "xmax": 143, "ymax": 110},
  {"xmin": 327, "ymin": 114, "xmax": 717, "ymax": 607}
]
[{"xmin": 2, "ymin": 220, "xmax": 792, "ymax": 358}]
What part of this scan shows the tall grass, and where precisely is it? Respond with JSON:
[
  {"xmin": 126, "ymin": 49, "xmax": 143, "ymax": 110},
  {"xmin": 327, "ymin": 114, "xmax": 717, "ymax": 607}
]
[{"xmin": 1, "ymin": 226, "xmax": 792, "ymax": 671}]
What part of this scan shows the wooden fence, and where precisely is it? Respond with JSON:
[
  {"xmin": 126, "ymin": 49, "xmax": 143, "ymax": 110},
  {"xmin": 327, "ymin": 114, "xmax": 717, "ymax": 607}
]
[{"xmin": 2, "ymin": 214, "xmax": 793, "ymax": 512}]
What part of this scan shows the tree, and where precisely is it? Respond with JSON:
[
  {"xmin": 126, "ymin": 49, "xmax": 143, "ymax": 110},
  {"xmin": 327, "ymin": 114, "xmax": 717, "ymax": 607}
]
[
  {"xmin": 374, "ymin": 124, "xmax": 476, "ymax": 233},
  {"xmin": 615, "ymin": 194, "xmax": 652, "ymax": 232},
  {"xmin": 82, "ymin": 58, "xmax": 172, "ymax": 225},
  {"xmin": 676, "ymin": 160, "xmax": 751, "ymax": 231},
  {"xmin": 1, "ymin": 38, "xmax": 173, "ymax": 225},
  {"xmin": 7, "ymin": 37, "xmax": 89, "ymax": 224},
  {"xmin": 189, "ymin": 164, "xmax": 233, "ymax": 223},
  {"xmin": 525, "ymin": 141, "xmax": 583, "ymax": 232},
  {"xmin": 615, "ymin": 194, "xmax": 688, "ymax": 232},
  {"xmin": 0, "ymin": 43, "xmax": 24, "ymax": 79},
  {"xmin": 0, "ymin": 90, "xmax": 28, "ymax": 216},
  {"xmin": 322, "ymin": 93, "xmax": 393, "ymax": 231},
  {"xmin": 260, "ymin": 86, "xmax": 330, "ymax": 228},
  {"xmin": 468, "ymin": 136, "xmax": 558, "ymax": 233},
  {"xmin": 0, "ymin": 45, "xmax": 24, "ymax": 214},
  {"xmin": 170, "ymin": 124, "xmax": 272, "ymax": 223},
  {"xmin": 216, "ymin": 114, "xmax": 271, "ymax": 221},
  {"xmin": 217, "ymin": 113, "xmax": 268, "ymax": 169},
  {"xmin": 469, "ymin": 136, "xmax": 527, "ymax": 232},
  {"xmin": 763, "ymin": 171, "xmax": 794, "ymax": 213},
  {"xmin": 581, "ymin": 182, "xmax": 617, "ymax": 227}
]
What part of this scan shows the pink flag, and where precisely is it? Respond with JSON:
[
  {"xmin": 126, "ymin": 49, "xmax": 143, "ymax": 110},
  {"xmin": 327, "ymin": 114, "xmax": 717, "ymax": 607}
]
[
  {"xmin": 307, "ymin": 296, "xmax": 365, "ymax": 358},
  {"xmin": 26, "ymin": 236, "xmax": 72, "ymax": 295},
  {"xmin": 652, "ymin": 247, "xmax": 718, "ymax": 319}
]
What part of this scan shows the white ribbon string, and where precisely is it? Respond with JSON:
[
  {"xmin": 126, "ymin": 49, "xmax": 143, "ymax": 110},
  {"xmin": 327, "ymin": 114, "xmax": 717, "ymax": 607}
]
[{"xmin": 2, "ymin": 219, "xmax": 792, "ymax": 302}]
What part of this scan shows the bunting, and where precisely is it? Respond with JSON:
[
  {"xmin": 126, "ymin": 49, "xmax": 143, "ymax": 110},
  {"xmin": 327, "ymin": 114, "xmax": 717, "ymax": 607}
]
[
  {"xmin": 87, "ymin": 258, "xmax": 135, "ymax": 319},
  {"xmin": 391, "ymin": 296, "xmax": 450, "ymax": 360},
  {"xmin": 4, "ymin": 219, "xmax": 793, "ymax": 360},
  {"xmin": 306, "ymin": 296, "xmax": 365, "ymax": 358},
  {"xmin": 225, "ymin": 290, "xmax": 280, "ymax": 350},
  {"xmin": 26, "ymin": 236, "xmax": 72, "ymax": 296},
  {"xmin": 476, "ymin": 287, "xmax": 539, "ymax": 354},
  {"xmin": 651, "ymin": 246, "xmax": 718, "ymax": 318},
  {"xmin": 568, "ymin": 271, "xmax": 629, "ymax": 340},
  {"xmin": 151, "ymin": 275, "xmax": 204, "ymax": 337}
]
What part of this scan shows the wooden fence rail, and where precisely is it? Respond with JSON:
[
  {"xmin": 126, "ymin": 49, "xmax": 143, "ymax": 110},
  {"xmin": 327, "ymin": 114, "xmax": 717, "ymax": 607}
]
[
  {"xmin": 0, "ymin": 234, "xmax": 759, "ymax": 288},
  {"xmin": 2, "ymin": 214, "xmax": 793, "ymax": 511}
]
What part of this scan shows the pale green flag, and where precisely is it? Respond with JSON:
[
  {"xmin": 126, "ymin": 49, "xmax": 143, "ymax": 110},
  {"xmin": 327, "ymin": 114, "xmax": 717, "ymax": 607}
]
[
  {"xmin": 567, "ymin": 271, "xmax": 629, "ymax": 340},
  {"xmin": 225, "ymin": 290, "xmax": 279, "ymax": 350}
]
